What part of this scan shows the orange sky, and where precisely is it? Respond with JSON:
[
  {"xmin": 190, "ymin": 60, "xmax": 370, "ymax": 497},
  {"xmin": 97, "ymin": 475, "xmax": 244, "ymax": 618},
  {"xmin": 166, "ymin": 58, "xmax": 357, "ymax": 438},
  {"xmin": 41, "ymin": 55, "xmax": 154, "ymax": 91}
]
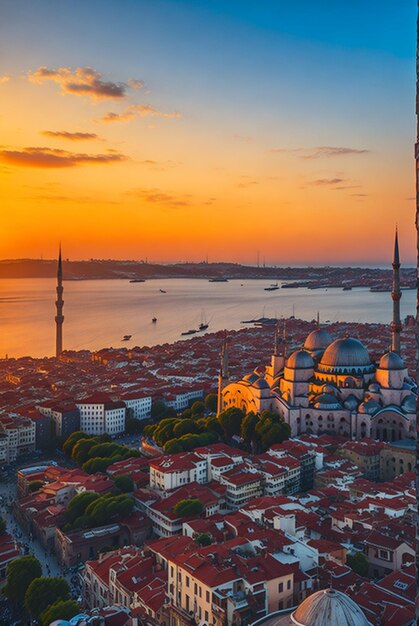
[{"xmin": 0, "ymin": 1, "xmax": 416, "ymax": 265}]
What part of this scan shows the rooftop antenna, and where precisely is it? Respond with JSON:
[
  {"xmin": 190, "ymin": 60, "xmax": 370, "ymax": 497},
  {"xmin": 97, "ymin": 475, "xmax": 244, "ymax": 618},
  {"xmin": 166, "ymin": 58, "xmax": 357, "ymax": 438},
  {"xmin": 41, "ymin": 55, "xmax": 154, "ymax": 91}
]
[
  {"xmin": 317, "ymin": 311, "xmax": 320, "ymax": 326},
  {"xmin": 257, "ymin": 250, "xmax": 260, "ymax": 268}
]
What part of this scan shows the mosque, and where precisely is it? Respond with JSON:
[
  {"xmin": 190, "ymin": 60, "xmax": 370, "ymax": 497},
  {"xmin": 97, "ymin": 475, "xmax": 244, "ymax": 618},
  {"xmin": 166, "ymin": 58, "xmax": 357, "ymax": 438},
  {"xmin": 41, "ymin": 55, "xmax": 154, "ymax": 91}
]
[{"xmin": 218, "ymin": 231, "xmax": 417, "ymax": 443}]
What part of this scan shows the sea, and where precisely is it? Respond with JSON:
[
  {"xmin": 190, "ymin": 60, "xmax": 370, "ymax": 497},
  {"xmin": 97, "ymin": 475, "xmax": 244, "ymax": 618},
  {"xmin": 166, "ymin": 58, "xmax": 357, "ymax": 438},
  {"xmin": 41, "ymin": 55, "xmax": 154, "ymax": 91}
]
[{"xmin": 0, "ymin": 278, "xmax": 415, "ymax": 359}]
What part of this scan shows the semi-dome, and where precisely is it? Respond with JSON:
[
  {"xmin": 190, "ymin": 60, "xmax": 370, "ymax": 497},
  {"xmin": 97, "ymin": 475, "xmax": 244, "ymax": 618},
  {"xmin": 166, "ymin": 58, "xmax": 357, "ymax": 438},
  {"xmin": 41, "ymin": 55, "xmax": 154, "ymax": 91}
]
[
  {"xmin": 320, "ymin": 337, "xmax": 371, "ymax": 369},
  {"xmin": 344, "ymin": 394, "xmax": 359, "ymax": 411},
  {"xmin": 358, "ymin": 399, "xmax": 380, "ymax": 415},
  {"xmin": 243, "ymin": 372, "xmax": 260, "ymax": 384},
  {"xmin": 378, "ymin": 351, "xmax": 405, "ymax": 370},
  {"xmin": 304, "ymin": 328, "xmax": 333, "ymax": 352},
  {"xmin": 312, "ymin": 393, "xmax": 342, "ymax": 410},
  {"xmin": 252, "ymin": 377, "xmax": 270, "ymax": 390},
  {"xmin": 290, "ymin": 588, "xmax": 369, "ymax": 626},
  {"xmin": 286, "ymin": 350, "xmax": 314, "ymax": 369},
  {"xmin": 401, "ymin": 394, "xmax": 416, "ymax": 413}
]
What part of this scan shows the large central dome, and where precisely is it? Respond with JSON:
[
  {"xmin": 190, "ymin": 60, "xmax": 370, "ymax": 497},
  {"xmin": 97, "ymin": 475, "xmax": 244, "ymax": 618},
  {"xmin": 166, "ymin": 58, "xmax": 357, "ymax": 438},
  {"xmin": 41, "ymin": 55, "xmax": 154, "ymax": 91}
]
[
  {"xmin": 320, "ymin": 337, "xmax": 371, "ymax": 369},
  {"xmin": 291, "ymin": 588, "xmax": 369, "ymax": 626},
  {"xmin": 304, "ymin": 328, "xmax": 333, "ymax": 352}
]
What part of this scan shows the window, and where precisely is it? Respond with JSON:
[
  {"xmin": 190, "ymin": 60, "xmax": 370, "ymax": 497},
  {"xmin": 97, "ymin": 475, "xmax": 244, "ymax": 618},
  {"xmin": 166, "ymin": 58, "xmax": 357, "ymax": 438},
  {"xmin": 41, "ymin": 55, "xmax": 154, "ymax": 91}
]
[
  {"xmin": 186, "ymin": 576, "xmax": 190, "ymax": 588},
  {"xmin": 278, "ymin": 583, "xmax": 283, "ymax": 593},
  {"xmin": 206, "ymin": 590, "xmax": 210, "ymax": 602},
  {"xmin": 205, "ymin": 611, "xmax": 209, "ymax": 622},
  {"xmin": 287, "ymin": 580, "xmax": 291, "ymax": 590}
]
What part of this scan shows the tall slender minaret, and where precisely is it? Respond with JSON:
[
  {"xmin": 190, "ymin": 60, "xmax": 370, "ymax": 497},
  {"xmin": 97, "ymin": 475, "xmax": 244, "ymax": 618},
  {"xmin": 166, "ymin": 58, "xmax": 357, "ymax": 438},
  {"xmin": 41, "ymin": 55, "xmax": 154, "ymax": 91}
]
[
  {"xmin": 266, "ymin": 319, "xmax": 285, "ymax": 384},
  {"xmin": 391, "ymin": 228, "xmax": 402, "ymax": 354},
  {"xmin": 55, "ymin": 245, "xmax": 64, "ymax": 357},
  {"xmin": 217, "ymin": 331, "xmax": 229, "ymax": 415}
]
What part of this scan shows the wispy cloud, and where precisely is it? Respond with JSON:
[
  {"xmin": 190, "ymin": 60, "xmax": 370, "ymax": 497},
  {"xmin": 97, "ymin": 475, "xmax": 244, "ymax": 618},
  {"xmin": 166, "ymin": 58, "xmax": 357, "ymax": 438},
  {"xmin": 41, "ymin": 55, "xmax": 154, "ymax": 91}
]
[
  {"xmin": 237, "ymin": 176, "xmax": 259, "ymax": 189},
  {"xmin": 0, "ymin": 146, "xmax": 127, "ymax": 168},
  {"xmin": 307, "ymin": 178, "xmax": 346, "ymax": 186},
  {"xmin": 270, "ymin": 146, "xmax": 370, "ymax": 160},
  {"xmin": 99, "ymin": 104, "xmax": 181, "ymax": 123},
  {"xmin": 126, "ymin": 187, "xmax": 191, "ymax": 207},
  {"xmin": 41, "ymin": 131, "xmax": 99, "ymax": 141},
  {"xmin": 28, "ymin": 66, "xmax": 143, "ymax": 100},
  {"xmin": 303, "ymin": 177, "xmax": 361, "ymax": 191},
  {"xmin": 0, "ymin": 75, "xmax": 10, "ymax": 84}
]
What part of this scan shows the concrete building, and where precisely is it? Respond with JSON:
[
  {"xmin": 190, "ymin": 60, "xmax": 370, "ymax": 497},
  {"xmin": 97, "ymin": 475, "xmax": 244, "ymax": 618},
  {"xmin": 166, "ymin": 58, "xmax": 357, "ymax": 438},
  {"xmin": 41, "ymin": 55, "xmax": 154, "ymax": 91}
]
[{"xmin": 76, "ymin": 393, "xmax": 126, "ymax": 435}]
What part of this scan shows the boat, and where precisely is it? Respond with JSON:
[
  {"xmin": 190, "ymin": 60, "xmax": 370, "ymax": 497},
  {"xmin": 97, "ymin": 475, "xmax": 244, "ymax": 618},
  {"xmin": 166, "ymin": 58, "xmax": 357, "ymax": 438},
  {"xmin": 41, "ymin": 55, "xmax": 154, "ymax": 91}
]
[
  {"xmin": 181, "ymin": 329, "xmax": 198, "ymax": 336},
  {"xmin": 122, "ymin": 335, "xmax": 132, "ymax": 341},
  {"xmin": 342, "ymin": 286, "xmax": 352, "ymax": 291},
  {"xmin": 264, "ymin": 286, "xmax": 279, "ymax": 291},
  {"xmin": 208, "ymin": 278, "xmax": 228, "ymax": 282},
  {"xmin": 152, "ymin": 317, "xmax": 157, "ymax": 323},
  {"xmin": 159, "ymin": 289, "xmax": 167, "ymax": 293},
  {"xmin": 270, "ymin": 282, "xmax": 278, "ymax": 287},
  {"xmin": 199, "ymin": 311, "xmax": 209, "ymax": 331},
  {"xmin": 129, "ymin": 279, "xmax": 145, "ymax": 283}
]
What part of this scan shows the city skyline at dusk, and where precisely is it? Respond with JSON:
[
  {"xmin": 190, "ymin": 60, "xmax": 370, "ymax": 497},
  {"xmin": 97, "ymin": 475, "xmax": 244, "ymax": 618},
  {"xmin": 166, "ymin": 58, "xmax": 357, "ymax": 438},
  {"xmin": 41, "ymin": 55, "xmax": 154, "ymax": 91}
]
[{"xmin": 0, "ymin": 0, "xmax": 416, "ymax": 265}]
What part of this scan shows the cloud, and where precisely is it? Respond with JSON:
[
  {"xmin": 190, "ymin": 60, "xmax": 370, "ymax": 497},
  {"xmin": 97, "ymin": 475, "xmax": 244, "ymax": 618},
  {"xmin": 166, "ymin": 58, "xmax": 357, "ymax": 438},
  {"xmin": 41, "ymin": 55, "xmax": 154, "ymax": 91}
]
[
  {"xmin": 126, "ymin": 187, "xmax": 191, "ymax": 207},
  {"xmin": 237, "ymin": 176, "xmax": 259, "ymax": 189},
  {"xmin": 0, "ymin": 146, "xmax": 127, "ymax": 168},
  {"xmin": 28, "ymin": 66, "xmax": 142, "ymax": 100},
  {"xmin": 307, "ymin": 178, "xmax": 346, "ymax": 186},
  {"xmin": 233, "ymin": 134, "xmax": 254, "ymax": 143},
  {"xmin": 99, "ymin": 104, "xmax": 181, "ymax": 123},
  {"xmin": 270, "ymin": 146, "xmax": 370, "ymax": 159},
  {"xmin": 0, "ymin": 75, "xmax": 10, "ymax": 84},
  {"xmin": 41, "ymin": 130, "xmax": 99, "ymax": 141}
]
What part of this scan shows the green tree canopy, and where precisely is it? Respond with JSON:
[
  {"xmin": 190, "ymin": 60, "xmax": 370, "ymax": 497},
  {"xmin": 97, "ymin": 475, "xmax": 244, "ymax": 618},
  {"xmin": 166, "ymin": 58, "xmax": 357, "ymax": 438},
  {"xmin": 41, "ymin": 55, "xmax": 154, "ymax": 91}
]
[
  {"xmin": 255, "ymin": 410, "xmax": 290, "ymax": 449},
  {"xmin": 204, "ymin": 393, "xmax": 218, "ymax": 413},
  {"xmin": 25, "ymin": 576, "xmax": 70, "ymax": 618},
  {"xmin": 0, "ymin": 517, "xmax": 6, "ymax": 534},
  {"xmin": 65, "ymin": 491, "xmax": 100, "ymax": 525},
  {"xmin": 4, "ymin": 555, "xmax": 42, "ymax": 606},
  {"xmin": 151, "ymin": 400, "xmax": 176, "ymax": 420},
  {"xmin": 72, "ymin": 437, "xmax": 101, "ymax": 465},
  {"xmin": 125, "ymin": 415, "xmax": 143, "ymax": 434},
  {"xmin": 173, "ymin": 498, "xmax": 203, "ymax": 518},
  {"xmin": 62, "ymin": 431, "xmax": 88, "ymax": 456},
  {"xmin": 40, "ymin": 599, "xmax": 80, "ymax": 626},
  {"xmin": 173, "ymin": 418, "xmax": 200, "ymax": 438},
  {"xmin": 163, "ymin": 438, "xmax": 184, "ymax": 454},
  {"xmin": 195, "ymin": 533, "xmax": 212, "ymax": 546},
  {"xmin": 82, "ymin": 457, "xmax": 112, "ymax": 474},
  {"xmin": 114, "ymin": 474, "xmax": 134, "ymax": 493},
  {"xmin": 190, "ymin": 400, "xmax": 205, "ymax": 416},
  {"xmin": 28, "ymin": 480, "xmax": 44, "ymax": 493},
  {"xmin": 217, "ymin": 407, "xmax": 245, "ymax": 439},
  {"xmin": 240, "ymin": 411, "xmax": 259, "ymax": 447},
  {"xmin": 347, "ymin": 552, "xmax": 369, "ymax": 577}
]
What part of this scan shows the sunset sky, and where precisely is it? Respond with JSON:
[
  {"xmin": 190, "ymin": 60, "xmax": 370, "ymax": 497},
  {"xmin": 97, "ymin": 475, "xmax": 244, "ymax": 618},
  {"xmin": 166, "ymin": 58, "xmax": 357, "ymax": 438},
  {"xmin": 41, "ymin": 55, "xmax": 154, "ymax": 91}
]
[{"xmin": 0, "ymin": 0, "xmax": 416, "ymax": 265}]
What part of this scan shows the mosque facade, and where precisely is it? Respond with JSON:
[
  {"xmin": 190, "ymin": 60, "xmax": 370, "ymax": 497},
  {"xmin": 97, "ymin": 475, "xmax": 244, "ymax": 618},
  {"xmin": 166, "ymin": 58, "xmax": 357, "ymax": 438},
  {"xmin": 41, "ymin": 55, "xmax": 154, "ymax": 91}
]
[{"xmin": 218, "ymin": 232, "xmax": 416, "ymax": 444}]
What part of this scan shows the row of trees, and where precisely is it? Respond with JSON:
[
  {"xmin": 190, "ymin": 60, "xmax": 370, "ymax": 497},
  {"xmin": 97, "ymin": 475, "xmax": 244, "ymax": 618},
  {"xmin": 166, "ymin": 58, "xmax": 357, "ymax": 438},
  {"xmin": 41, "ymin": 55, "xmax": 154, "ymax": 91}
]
[
  {"xmin": 144, "ymin": 407, "xmax": 290, "ymax": 453},
  {"xmin": 4, "ymin": 555, "xmax": 79, "ymax": 625},
  {"xmin": 63, "ymin": 490, "xmax": 134, "ymax": 531},
  {"xmin": 63, "ymin": 431, "xmax": 140, "ymax": 474}
]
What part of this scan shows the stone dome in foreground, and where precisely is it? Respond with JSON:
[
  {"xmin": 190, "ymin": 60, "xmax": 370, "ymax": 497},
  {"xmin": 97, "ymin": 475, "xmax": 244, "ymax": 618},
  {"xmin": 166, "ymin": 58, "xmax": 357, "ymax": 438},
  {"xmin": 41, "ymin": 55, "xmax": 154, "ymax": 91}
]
[
  {"xmin": 290, "ymin": 588, "xmax": 369, "ymax": 626},
  {"xmin": 320, "ymin": 337, "xmax": 371, "ymax": 369}
]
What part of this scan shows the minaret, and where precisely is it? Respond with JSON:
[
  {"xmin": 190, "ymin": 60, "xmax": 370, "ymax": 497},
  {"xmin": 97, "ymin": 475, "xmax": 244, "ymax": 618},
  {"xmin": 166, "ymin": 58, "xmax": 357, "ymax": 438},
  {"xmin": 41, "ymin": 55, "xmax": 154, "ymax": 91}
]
[
  {"xmin": 55, "ymin": 245, "xmax": 64, "ymax": 357},
  {"xmin": 217, "ymin": 331, "xmax": 229, "ymax": 415},
  {"xmin": 391, "ymin": 228, "xmax": 402, "ymax": 354},
  {"xmin": 266, "ymin": 320, "xmax": 285, "ymax": 383}
]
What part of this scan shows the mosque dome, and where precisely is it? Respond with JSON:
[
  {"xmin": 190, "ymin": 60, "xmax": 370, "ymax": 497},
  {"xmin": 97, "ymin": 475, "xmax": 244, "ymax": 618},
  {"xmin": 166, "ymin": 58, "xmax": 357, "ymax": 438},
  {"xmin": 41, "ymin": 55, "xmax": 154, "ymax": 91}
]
[
  {"xmin": 401, "ymin": 394, "xmax": 416, "ymax": 413},
  {"xmin": 312, "ymin": 393, "xmax": 342, "ymax": 410},
  {"xmin": 321, "ymin": 384, "xmax": 338, "ymax": 395},
  {"xmin": 358, "ymin": 399, "xmax": 380, "ymax": 415},
  {"xmin": 243, "ymin": 372, "xmax": 260, "ymax": 384},
  {"xmin": 290, "ymin": 588, "xmax": 369, "ymax": 626},
  {"xmin": 378, "ymin": 352, "xmax": 405, "ymax": 371},
  {"xmin": 344, "ymin": 395, "xmax": 359, "ymax": 411},
  {"xmin": 320, "ymin": 337, "xmax": 371, "ymax": 369},
  {"xmin": 304, "ymin": 328, "xmax": 333, "ymax": 352},
  {"xmin": 286, "ymin": 350, "xmax": 314, "ymax": 370}
]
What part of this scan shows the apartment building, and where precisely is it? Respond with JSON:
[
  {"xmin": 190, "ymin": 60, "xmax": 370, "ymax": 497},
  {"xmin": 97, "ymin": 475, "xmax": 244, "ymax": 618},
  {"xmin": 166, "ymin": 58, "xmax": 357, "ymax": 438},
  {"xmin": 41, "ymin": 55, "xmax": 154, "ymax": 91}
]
[{"xmin": 76, "ymin": 393, "xmax": 126, "ymax": 435}]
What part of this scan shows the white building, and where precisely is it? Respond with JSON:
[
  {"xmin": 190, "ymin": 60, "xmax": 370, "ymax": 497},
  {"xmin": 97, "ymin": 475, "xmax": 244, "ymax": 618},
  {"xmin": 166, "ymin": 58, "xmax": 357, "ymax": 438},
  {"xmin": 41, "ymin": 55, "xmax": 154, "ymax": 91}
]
[
  {"xmin": 149, "ymin": 452, "xmax": 207, "ymax": 491},
  {"xmin": 76, "ymin": 393, "xmax": 126, "ymax": 436},
  {"xmin": 119, "ymin": 392, "xmax": 152, "ymax": 421}
]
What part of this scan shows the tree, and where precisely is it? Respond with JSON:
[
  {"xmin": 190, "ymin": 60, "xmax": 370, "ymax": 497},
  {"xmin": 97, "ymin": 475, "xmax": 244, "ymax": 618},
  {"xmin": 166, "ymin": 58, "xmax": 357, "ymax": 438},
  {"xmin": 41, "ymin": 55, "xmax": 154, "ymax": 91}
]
[
  {"xmin": 150, "ymin": 400, "xmax": 175, "ymax": 421},
  {"xmin": 173, "ymin": 498, "xmax": 203, "ymax": 517},
  {"xmin": 25, "ymin": 576, "xmax": 70, "ymax": 618},
  {"xmin": 255, "ymin": 410, "xmax": 290, "ymax": 450},
  {"xmin": 28, "ymin": 480, "xmax": 44, "ymax": 493},
  {"xmin": 190, "ymin": 401, "xmax": 205, "ymax": 416},
  {"xmin": 195, "ymin": 533, "xmax": 212, "ymax": 546},
  {"xmin": 347, "ymin": 552, "xmax": 368, "ymax": 577},
  {"xmin": 65, "ymin": 491, "xmax": 100, "ymax": 525},
  {"xmin": 40, "ymin": 599, "xmax": 80, "ymax": 626},
  {"xmin": 4, "ymin": 555, "xmax": 42, "ymax": 606},
  {"xmin": 0, "ymin": 517, "xmax": 6, "ymax": 534},
  {"xmin": 62, "ymin": 431, "xmax": 88, "ymax": 456},
  {"xmin": 240, "ymin": 412, "xmax": 259, "ymax": 447},
  {"xmin": 72, "ymin": 437, "xmax": 100, "ymax": 466},
  {"xmin": 125, "ymin": 415, "xmax": 142, "ymax": 434},
  {"xmin": 173, "ymin": 418, "xmax": 200, "ymax": 437},
  {"xmin": 163, "ymin": 438, "xmax": 184, "ymax": 453},
  {"xmin": 82, "ymin": 457, "xmax": 112, "ymax": 474},
  {"xmin": 217, "ymin": 407, "xmax": 245, "ymax": 439},
  {"xmin": 204, "ymin": 393, "xmax": 218, "ymax": 413},
  {"xmin": 114, "ymin": 474, "xmax": 134, "ymax": 493}
]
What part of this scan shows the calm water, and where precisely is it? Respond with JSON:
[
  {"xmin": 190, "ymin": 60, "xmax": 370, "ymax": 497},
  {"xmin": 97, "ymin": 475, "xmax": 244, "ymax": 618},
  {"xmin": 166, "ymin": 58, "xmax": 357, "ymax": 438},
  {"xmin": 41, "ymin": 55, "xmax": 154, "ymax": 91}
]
[{"xmin": 0, "ymin": 278, "xmax": 415, "ymax": 358}]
